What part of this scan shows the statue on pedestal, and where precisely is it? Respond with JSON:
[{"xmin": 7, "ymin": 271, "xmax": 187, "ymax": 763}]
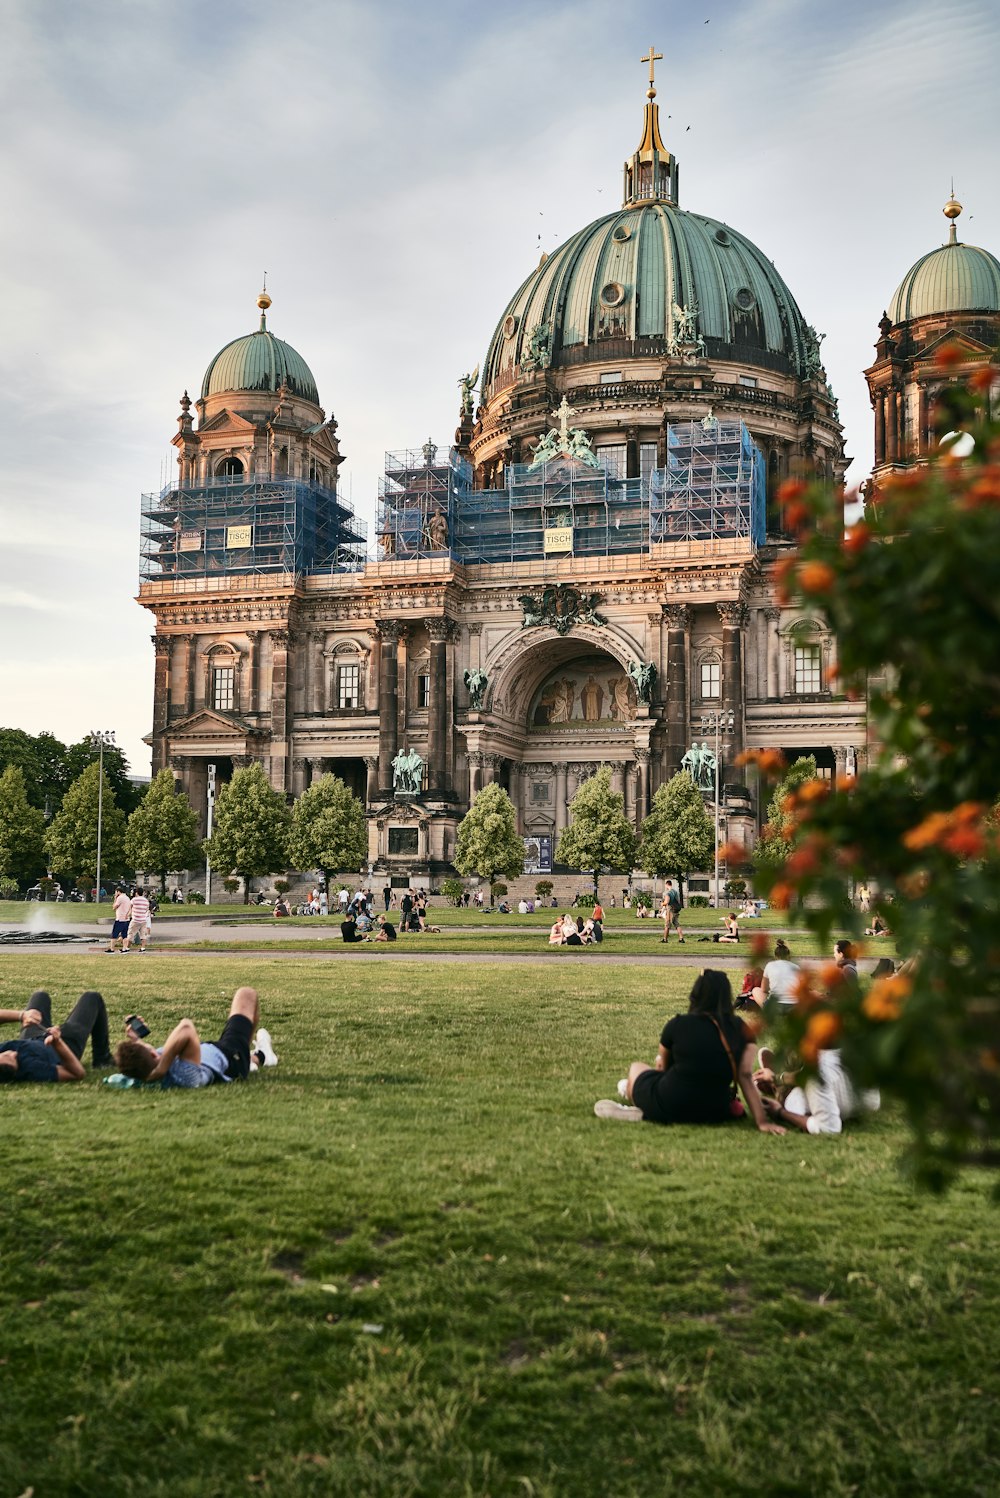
[{"xmin": 391, "ymin": 746, "xmax": 425, "ymax": 795}]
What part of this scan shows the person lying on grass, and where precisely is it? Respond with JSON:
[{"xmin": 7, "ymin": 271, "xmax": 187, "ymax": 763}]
[
  {"xmin": 616, "ymin": 970, "xmax": 784, "ymax": 1133},
  {"xmin": 0, "ymin": 989, "xmax": 114, "ymax": 1082},
  {"xmin": 756, "ymin": 1044, "xmax": 881, "ymax": 1136},
  {"xmin": 113, "ymin": 985, "xmax": 277, "ymax": 1088}
]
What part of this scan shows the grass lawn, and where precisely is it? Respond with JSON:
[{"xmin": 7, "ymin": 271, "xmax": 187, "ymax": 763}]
[{"xmin": 1, "ymin": 954, "xmax": 991, "ymax": 1497}]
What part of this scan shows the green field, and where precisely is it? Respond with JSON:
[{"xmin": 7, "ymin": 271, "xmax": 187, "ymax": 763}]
[{"xmin": 0, "ymin": 953, "xmax": 992, "ymax": 1497}]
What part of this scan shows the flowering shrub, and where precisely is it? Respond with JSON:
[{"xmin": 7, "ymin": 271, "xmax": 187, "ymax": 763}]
[{"xmin": 741, "ymin": 360, "xmax": 1000, "ymax": 1187}]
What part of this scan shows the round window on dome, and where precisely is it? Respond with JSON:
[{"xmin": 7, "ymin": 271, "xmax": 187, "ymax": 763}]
[
  {"xmin": 503, "ymin": 314, "xmax": 519, "ymax": 339},
  {"xmin": 733, "ymin": 287, "xmax": 756, "ymax": 312},
  {"xmin": 714, "ymin": 228, "xmax": 732, "ymax": 246},
  {"xmin": 612, "ymin": 224, "xmax": 632, "ymax": 243},
  {"xmin": 601, "ymin": 282, "xmax": 627, "ymax": 308}
]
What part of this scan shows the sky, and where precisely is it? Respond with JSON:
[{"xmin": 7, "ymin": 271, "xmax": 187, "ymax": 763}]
[{"xmin": 1, "ymin": 0, "xmax": 998, "ymax": 777}]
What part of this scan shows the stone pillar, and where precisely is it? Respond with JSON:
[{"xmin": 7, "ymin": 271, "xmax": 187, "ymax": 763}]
[
  {"xmin": 917, "ymin": 386, "xmax": 929, "ymax": 455},
  {"xmin": 364, "ymin": 755, "xmax": 379, "ymax": 805},
  {"xmin": 887, "ymin": 388, "xmax": 899, "ymax": 462},
  {"xmin": 718, "ymin": 602, "xmax": 747, "ymax": 762},
  {"xmin": 508, "ymin": 762, "xmax": 521, "ymax": 821},
  {"xmin": 311, "ymin": 634, "xmax": 325, "ymax": 714},
  {"xmin": 874, "ymin": 395, "xmax": 886, "ymax": 466},
  {"xmin": 833, "ymin": 745, "xmax": 849, "ymax": 787},
  {"xmin": 764, "ymin": 607, "xmax": 781, "ymax": 700},
  {"xmin": 623, "ymin": 761, "xmax": 636, "ymax": 821},
  {"xmin": 468, "ymin": 751, "xmax": 484, "ymax": 803},
  {"xmin": 427, "ymin": 618, "xmax": 452, "ymax": 796},
  {"xmin": 634, "ymin": 747, "xmax": 650, "ymax": 825},
  {"xmin": 611, "ymin": 763, "xmax": 625, "ymax": 798},
  {"xmin": 246, "ymin": 631, "xmax": 261, "ymax": 715},
  {"xmin": 292, "ymin": 757, "xmax": 308, "ymax": 796},
  {"xmin": 663, "ymin": 603, "xmax": 691, "ymax": 778},
  {"xmin": 269, "ymin": 630, "xmax": 290, "ymax": 792},
  {"xmin": 555, "ymin": 763, "xmax": 568, "ymax": 837},
  {"xmin": 183, "ymin": 634, "xmax": 197, "ymax": 715},
  {"xmin": 152, "ymin": 635, "xmax": 171, "ymax": 741},
  {"xmin": 308, "ymin": 756, "xmax": 324, "ymax": 785},
  {"xmin": 376, "ymin": 621, "xmax": 403, "ymax": 794}
]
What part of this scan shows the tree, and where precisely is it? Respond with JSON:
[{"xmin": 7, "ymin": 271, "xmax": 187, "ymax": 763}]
[
  {"xmin": 288, "ymin": 773, "xmax": 368, "ymax": 891},
  {"xmin": 737, "ymin": 357, "xmax": 1000, "ymax": 1185},
  {"xmin": 44, "ymin": 762, "xmax": 127, "ymax": 888},
  {"xmin": 556, "ymin": 765, "xmax": 636, "ymax": 899},
  {"xmin": 440, "ymin": 877, "xmax": 466, "ymax": 906},
  {"xmin": 0, "ymin": 765, "xmax": 46, "ymax": 886},
  {"xmin": 0, "ymin": 728, "xmax": 68, "ymax": 814},
  {"xmin": 454, "ymin": 784, "xmax": 524, "ymax": 897},
  {"xmin": 752, "ymin": 755, "xmax": 819, "ymax": 874},
  {"xmin": 124, "ymin": 768, "xmax": 203, "ymax": 895},
  {"xmin": 205, "ymin": 764, "xmax": 291, "ymax": 903},
  {"xmin": 638, "ymin": 771, "xmax": 714, "ymax": 901},
  {"xmin": 64, "ymin": 737, "xmax": 145, "ymax": 815}
]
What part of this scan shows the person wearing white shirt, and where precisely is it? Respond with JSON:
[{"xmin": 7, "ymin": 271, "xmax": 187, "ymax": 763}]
[{"xmin": 761, "ymin": 940, "xmax": 800, "ymax": 1006}]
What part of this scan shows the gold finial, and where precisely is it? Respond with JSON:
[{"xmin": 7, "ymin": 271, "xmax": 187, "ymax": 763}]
[
  {"xmin": 641, "ymin": 45, "xmax": 663, "ymax": 99},
  {"xmin": 256, "ymin": 274, "xmax": 271, "ymax": 330},
  {"xmin": 944, "ymin": 189, "xmax": 962, "ymax": 245}
]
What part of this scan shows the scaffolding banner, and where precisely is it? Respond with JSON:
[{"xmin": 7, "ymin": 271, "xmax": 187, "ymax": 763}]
[
  {"xmin": 179, "ymin": 529, "xmax": 202, "ymax": 551},
  {"xmin": 226, "ymin": 524, "xmax": 253, "ymax": 549},
  {"xmin": 543, "ymin": 526, "xmax": 573, "ymax": 554}
]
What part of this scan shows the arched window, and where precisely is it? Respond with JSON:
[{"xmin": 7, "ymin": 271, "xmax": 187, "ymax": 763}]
[{"xmin": 217, "ymin": 456, "xmax": 244, "ymax": 478}]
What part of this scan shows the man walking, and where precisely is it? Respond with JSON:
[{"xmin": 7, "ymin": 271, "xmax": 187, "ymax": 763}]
[
  {"xmin": 660, "ymin": 880, "xmax": 685, "ymax": 944},
  {"xmin": 105, "ymin": 885, "xmax": 132, "ymax": 953},
  {"xmin": 122, "ymin": 887, "xmax": 151, "ymax": 953}
]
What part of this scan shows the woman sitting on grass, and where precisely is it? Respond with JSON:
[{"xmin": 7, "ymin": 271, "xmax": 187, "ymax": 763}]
[
  {"xmin": 613, "ymin": 970, "xmax": 784, "ymax": 1133},
  {"xmin": 548, "ymin": 919, "xmax": 565, "ymax": 946}
]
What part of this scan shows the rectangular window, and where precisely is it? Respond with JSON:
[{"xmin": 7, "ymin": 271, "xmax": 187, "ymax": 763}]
[
  {"xmin": 212, "ymin": 667, "xmax": 234, "ymax": 712},
  {"xmin": 640, "ymin": 442, "xmax": 658, "ymax": 490},
  {"xmin": 739, "ymin": 375, "xmax": 758, "ymax": 389},
  {"xmin": 794, "ymin": 644, "xmax": 822, "ymax": 694},
  {"xmin": 598, "ymin": 444, "xmax": 627, "ymax": 480},
  {"xmin": 700, "ymin": 661, "xmax": 721, "ymax": 699},
  {"xmin": 337, "ymin": 663, "xmax": 360, "ymax": 710},
  {"xmin": 417, "ymin": 673, "xmax": 430, "ymax": 709},
  {"xmin": 599, "ymin": 371, "xmax": 623, "ymax": 385}
]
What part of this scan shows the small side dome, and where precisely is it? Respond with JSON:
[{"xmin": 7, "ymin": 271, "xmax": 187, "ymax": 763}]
[
  {"xmin": 887, "ymin": 200, "xmax": 1000, "ymax": 323},
  {"xmin": 201, "ymin": 294, "xmax": 320, "ymax": 404}
]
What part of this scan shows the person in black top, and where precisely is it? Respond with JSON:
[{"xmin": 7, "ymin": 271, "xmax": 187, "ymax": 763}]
[
  {"xmin": 0, "ymin": 989, "xmax": 113, "ymax": 1083},
  {"xmin": 620, "ymin": 971, "xmax": 784, "ymax": 1133},
  {"xmin": 340, "ymin": 915, "xmax": 363, "ymax": 943}
]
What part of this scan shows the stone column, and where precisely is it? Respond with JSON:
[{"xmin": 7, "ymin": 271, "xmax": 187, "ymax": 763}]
[
  {"xmin": 308, "ymin": 756, "xmax": 324, "ymax": 785},
  {"xmin": 292, "ymin": 757, "xmax": 308, "ymax": 796},
  {"xmin": 427, "ymin": 618, "xmax": 452, "ymax": 796},
  {"xmin": 183, "ymin": 634, "xmax": 197, "ymax": 715},
  {"xmin": 887, "ymin": 388, "xmax": 899, "ymax": 462},
  {"xmin": 364, "ymin": 755, "xmax": 379, "ymax": 805},
  {"xmin": 874, "ymin": 395, "xmax": 886, "ymax": 466},
  {"xmin": 663, "ymin": 603, "xmax": 691, "ymax": 778},
  {"xmin": 311, "ymin": 634, "xmax": 325, "ymax": 714},
  {"xmin": 376, "ymin": 621, "xmax": 403, "ymax": 794},
  {"xmin": 468, "ymin": 751, "xmax": 484, "ymax": 803},
  {"xmin": 917, "ymin": 386, "xmax": 929, "ymax": 455},
  {"xmin": 634, "ymin": 747, "xmax": 650, "ymax": 825},
  {"xmin": 508, "ymin": 762, "xmax": 521, "ymax": 820},
  {"xmin": 269, "ymin": 630, "xmax": 290, "ymax": 792},
  {"xmin": 718, "ymin": 601, "xmax": 747, "ymax": 761},
  {"xmin": 555, "ymin": 763, "xmax": 568, "ymax": 837},
  {"xmin": 611, "ymin": 763, "xmax": 625, "ymax": 798},
  {"xmin": 152, "ymin": 635, "xmax": 172, "ymax": 743},
  {"xmin": 764, "ymin": 607, "xmax": 781, "ymax": 700},
  {"xmin": 833, "ymin": 745, "xmax": 849, "ymax": 787},
  {"xmin": 623, "ymin": 761, "xmax": 636, "ymax": 821},
  {"xmin": 246, "ymin": 630, "xmax": 261, "ymax": 715}
]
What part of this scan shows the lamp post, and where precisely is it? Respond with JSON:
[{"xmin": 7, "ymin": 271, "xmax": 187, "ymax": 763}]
[
  {"xmin": 700, "ymin": 710, "xmax": 734, "ymax": 908},
  {"xmin": 88, "ymin": 730, "xmax": 116, "ymax": 905},
  {"xmin": 205, "ymin": 763, "xmax": 217, "ymax": 905}
]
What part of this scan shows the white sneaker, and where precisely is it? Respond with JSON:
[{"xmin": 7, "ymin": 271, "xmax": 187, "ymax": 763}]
[
  {"xmin": 594, "ymin": 1098, "xmax": 643, "ymax": 1122},
  {"xmin": 255, "ymin": 1027, "xmax": 279, "ymax": 1067},
  {"xmin": 617, "ymin": 1078, "xmax": 629, "ymax": 1101}
]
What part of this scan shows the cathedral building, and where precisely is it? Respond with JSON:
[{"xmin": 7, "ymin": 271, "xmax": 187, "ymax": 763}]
[{"xmin": 139, "ymin": 58, "xmax": 902, "ymax": 884}]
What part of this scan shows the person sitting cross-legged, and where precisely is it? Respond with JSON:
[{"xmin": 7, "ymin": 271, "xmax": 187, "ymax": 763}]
[
  {"xmin": 0, "ymin": 989, "xmax": 114, "ymax": 1083},
  {"xmin": 113, "ymin": 986, "xmax": 277, "ymax": 1088}
]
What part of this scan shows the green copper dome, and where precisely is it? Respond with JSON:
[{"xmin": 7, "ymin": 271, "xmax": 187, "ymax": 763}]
[
  {"xmin": 201, "ymin": 319, "xmax": 319, "ymax": 405},
  {"xmin": 887, "ymin": 239, "xmax": 1000, "ymax": 324},
  {"xmin": 483, "ymin": 201, "xmax": 817, "ymax": 395}
]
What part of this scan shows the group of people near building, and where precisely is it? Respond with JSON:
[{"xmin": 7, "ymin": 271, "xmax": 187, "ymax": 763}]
[
  {"xmin": 599, "ymin": 938, "xmax": 883, "ymax": 1138},
  {"xmin": 0, "ymin": 986, "xmax": 277, "ymax": 1089}
]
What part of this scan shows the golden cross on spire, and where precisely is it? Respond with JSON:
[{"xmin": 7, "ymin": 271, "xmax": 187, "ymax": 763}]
[{"xmin": 641, "ymin": 45, "xmax": 663, "ymax": 97}]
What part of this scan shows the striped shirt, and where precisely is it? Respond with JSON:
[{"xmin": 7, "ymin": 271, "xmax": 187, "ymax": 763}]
[{"xmin": 130, "ymin": 895, "xmax": 151, "ymax": 923}]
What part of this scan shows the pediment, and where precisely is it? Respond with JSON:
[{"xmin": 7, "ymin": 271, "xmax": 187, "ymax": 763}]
[
  {"xmin": 199, "ymin": 409, "xmax": 259, "ymax": 436},
  {"xmin": 167, "ymin": 708, "xmax": 262, "ymax": 739},
  {"xmin": 915, "ymin": 329, "xmax": 994, "ymax": 363}
]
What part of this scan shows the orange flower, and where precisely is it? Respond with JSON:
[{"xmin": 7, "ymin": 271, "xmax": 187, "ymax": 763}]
[
  {"xmin": 774, "ymin": 556, "xmax": 798, "ymax": 604},
  {"xmin": 969, "ymin": 365, "xmax": 997, "ymax": 393},
  {"xmin": 769, "ymin": 882, "xmax": 794, "ymax": 909},
  {"xmin": 798, "ymin": 560, "xmax": 836, "ymax": 595},
  {"xmin": 786, "ymin": 845, "xmax": 821, "ymax": 878},
  {"xmin": 903, "ymin": 802, "xmax": 985, "ymax": 855},
  {"xmin": 941, "ymin": 826, "xmax": 985, "ymax": 859},
  {"xmin": 797, "ymin": 780, "xmax": 830, "ymax": 804},
  {"xmin": 843, "ymin": 522, "xmax": 871, "ymax": 554},
  {"xmin": 736, "ymin": 748, "xmax": 786, "ymax": 777},
  {"xmin": 819, "ymin": 961, "xmax": 846, "ymax": 991},
  {"xmin": 777, "ymin": 479, "xmax": 808, "ymax": 504},
  {"xmin": 862, "ymin": 974, "xmax": 912, "ymax": 1024},
  {"xmin": 934, "ymin": 342, "xmax": 965, "ymax": 370},
  {"xmin": 717, "ymin": 840, "xmax": 747, "ymax": 865},
  {"xmin": 750, "ymin": 931, "xmax": 770, "ymax": 962},
  {"xmin": 801, "ymin": 1010, "xmax": 842, "ymax": 1064},
  {"xmin": 785, "ymin": 498, "xmax": 811, "ymax": 533}
]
